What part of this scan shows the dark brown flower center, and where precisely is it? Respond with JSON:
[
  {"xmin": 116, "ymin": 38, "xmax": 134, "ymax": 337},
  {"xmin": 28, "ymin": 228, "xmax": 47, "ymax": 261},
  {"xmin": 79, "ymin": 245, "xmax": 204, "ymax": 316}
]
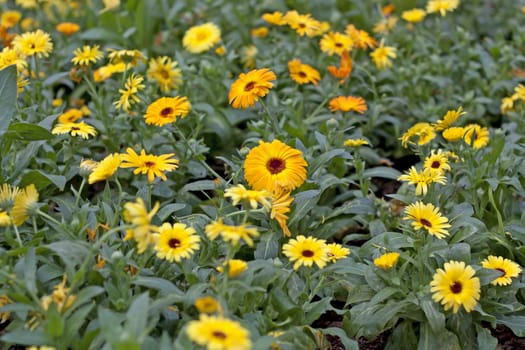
[
  {"xmin": 335, "ymin": 42, "xmax": 343, "ymax": 48},
  {"xmin": 160, "ymin": 107, "xmax": 173, "ymax": 117},
  {"xmin": 212, "ymin": 331, "xmax": 227, "ymax": 339},
  {"xmin": 496, "ymin": 268, "xmax": 506, "ymax": 277},
  {"xmin": 298, "ymin": 71, "xmax": 307, "ymax": 78},
  {"xmin": 145, "ymin": 161, "xmax": 155, "ymax": 168},
  {"xmin": 266, "ymin": 158, "xmax": 286, "ymax": 174},
  {"xmin": 420, "ymin": 218, "xmax": 432, "ymax": 227},
  {"xmin": 302, "ymin": 250, "xmax": 314, "ymax": 257},
  {"xmin": 71, "ymin": 126, "xmax": 80, "ymax": 131},
  {"xmin": 160, "ymin": 69, "xmax": 170, "ymax": 79},
  {"xmin": 168, "ymin": 238, "xmax": 181, "ymax": 248},
  {"xmin": 244, "ymin": 81, "xmax": 255, "ymax": 91},
  {"xmin": 431, "ymin": 161, "xmax": 441, "ymax": 168},
  {"xmin": 298, "ymin": 23, "xmax": 306, "ymax": 28},
  {"xmin": 450, "ymin": 281, "xmax": 462, "ymax": 294}
]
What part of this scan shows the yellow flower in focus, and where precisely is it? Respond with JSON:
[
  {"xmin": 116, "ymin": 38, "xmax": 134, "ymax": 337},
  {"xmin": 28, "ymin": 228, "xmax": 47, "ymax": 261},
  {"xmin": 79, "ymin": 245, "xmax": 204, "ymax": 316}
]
[
  {"xmin": 271, "ymin": 190, "xmax": 294, "ymax": 237},
  {"xmin": 329, "ymin": 96, "xmax": 367, "ymax": 113},
  {"xmin": 442, "ymin": 127, "xmax": 465, "ymax": 142},
  {"xmin": 217, "ymin": 259, "xmax": 248, "ymax": 278},
  {"xmin": 288, "ymin": 58, "xmax": 320, "ymax": 85},
  {"xmin": 463, "ymin": 124, "xmax": 489, "ymax": 149},
  {"xmin": 402, "ymin": 8, "xmax": 427, "ymax": 23},
  {"xmin": 283, "ymin": 11, "xmax": 320, "ymax": 37},
  {"xmin": 370, "ymin": 39, "xmax": 396, "ymax": 69},
  {"xmin": 344, "ymin": 138, "xmax": 369, "ymax": 147},
  {"xmin": 423, "ymin": 149, "xmax": 451, "ymax": 174},
  {"xmin": 481, "ymin": 256, "xmax": 522, "ymax": 286},
  {"xmin": 11, "ymin": 184, "xmax": 38, "ymax": 226},
  {"xmin": 404, "ymin": 201, "xmax": 451, "ymax": 239},
  {"xmin": 186, "ymin": 314, "xmax": 251, "ymax": 350},
  {"xmin": 52, "ymin": 122, "xmax": 97, "ymax": 139},
  {"xmin": 319, "ymin": 31, "xmax": 353, "ymax": 56},
  {"xmin": 398, "ymin": 166, "xmax": 447, "ymax": 196},
  {"xmin": 228, "ymin": 68, "xmax": 276, "ymax": 109},
  {"xmin": 195, "ymin": 296, "xmax": 220, "ymax": 314},
  {"xmin": 88, "ymin": 153, "xmax": 121, "ymax": 184},
  {"xmin": 205, "ymin": 219, "xmax": 259, "ymax": 247},
  {"xmin": 120, "ymin": 148, "xmax": 179, "ymax": 183},
  {"xmin": 426, "ymin": 0, "xmax": 460, "ymax": 17},
  {"xmin": 114, "ymin": 73, "xmax": 145, "ymax": 111},
  {"xmin": 12, "ymin": 29, "xmax": 53, "ymax": 58},
  {"xmin": 374, "ymin": 252, "xmax": 400, "ymax": 269},
  {"xmin": 55, "ymin": 22, "xmax": 80, "ymax": 36},
  {"xmin": 183, "ymin": 22, "xmax": 221, "ymax": 54},
  {"xmin": 326, "ymin": 243, "xmax": 350, "ymax": 263},
  {"xmin": 147, "ymin": 56, "xmax": 182, "ymax": 93},
  {"xmin": 433, "ymin": 106, "xmax": 466, "ymax": 131},
  {"xmin": 144, "ymin": 96, "xmax": 191, "ymax": 126},
  {"xmin": 1, "ymin": 11, "xmax": 22, "ymax": 28},
  {"xmin": 400, "ymin": 122, "xmax": 436, "ymax": 147},
  {"xmin": 71, "ymin": 45, "xmax": 103, "ymax": 66},
  {"xmin": 282, "ymin": 235, "xmax": 329, "ymax": 270},
  {"xmin": 224, "ymin": 184, "xmax": 272, "ymax": 211},
  {"xmin": 154, "ymin": 222, "xmax": 200, "ymax": 262}
]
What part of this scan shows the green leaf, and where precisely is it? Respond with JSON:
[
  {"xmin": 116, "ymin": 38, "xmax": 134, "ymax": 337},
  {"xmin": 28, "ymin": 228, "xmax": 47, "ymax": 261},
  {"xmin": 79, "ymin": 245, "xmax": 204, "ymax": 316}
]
[
  {"xmin": 156, "ymin": 203, "xmax": 187, "ymax": 221},
  {"xmin": 19, "ymin": 170, "xmax": 66, "ymax": 191},
  {"xmin": 477, "ymin": 268, "xmax": 503, "ymax": 286},
  {"xmin": 181, "ymin": 180, "xmax": 217, "ymax": 192},
  {"xmin": 132, "ymin": 276, "xmax": 183, "ymax": 295},
  {"xmin": 497, "ymin": 315, "xmax": 525, "ymax": 336},
  {"xmin": 363, "ymin": 166, "xmax": 402, "ymax": 180},
  {"xmin": 254, "ymin": 231, "xmax": 279, "ymax": 259},
  {"xmin": 45, "ymin": 304, "xmax": 64, "ymax": 337},
  {"xmin": 65, "ymin": 286, "xmax": 105, "ymax": 316},
  {"xmin": 1, "ymin": 329, "xmax": 51, "ymax": 346},
  {"xmin": 0, "ymin": 65, "xmax": 17, "ymax": 139},
  {"xmin": 79, "ymin": 28, "xmax": 123, "ymax": 42},
  {"xmin": 126, "ymin": 293, "xmax": 149, "ymax": 338},
  {"xmin": 476, "ymin": 325, "xmax": 498, "ymax": 350},
  {"xmin": 24, "ymin": 247, "xmax": 37, "ymax": 295},
  {"xmin": 309, "ymin": 149, "xmax": 351, "ymax": 175},
  {"xmin": 5, "ymin": 123, "xmax": 53, "ymax": 141},
  {"xmin": 288, "ymin": 190, "xmax": 320, "ymax": 226},
  {"xmin": 418, "ymin": 323, "xmax": 461, "ymax": 350},
  {"xmin": 420, "ymin": 298, "xmax": 445, "ymax": 333}
]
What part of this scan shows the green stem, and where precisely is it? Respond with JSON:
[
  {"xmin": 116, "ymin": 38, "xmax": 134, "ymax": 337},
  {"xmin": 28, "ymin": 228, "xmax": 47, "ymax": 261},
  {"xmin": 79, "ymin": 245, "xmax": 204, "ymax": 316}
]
[
  {"xmin": 37, "ymin": 209, "xmax": 62, "ymax": 227},
  {"xmin": 12, "ymin": 223, "xmax": 22, "ymax": 246},
  {"xmin": 259, "ymin": 99, "xmax": 282, "ymax": 136},
  {"xmin": 75, "ymin": 177, "xmax": 86, "ymax": 208}
]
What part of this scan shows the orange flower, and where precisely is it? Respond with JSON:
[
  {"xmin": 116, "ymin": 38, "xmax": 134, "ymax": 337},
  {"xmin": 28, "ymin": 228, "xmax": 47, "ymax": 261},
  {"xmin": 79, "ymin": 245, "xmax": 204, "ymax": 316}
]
[
  {"xmin": 329, "ymin": 96, "xmax": 367, "ymax": 113},
  {"xmin": 327, "ymin": 51, "xmax": 352, "ymax": 83}
]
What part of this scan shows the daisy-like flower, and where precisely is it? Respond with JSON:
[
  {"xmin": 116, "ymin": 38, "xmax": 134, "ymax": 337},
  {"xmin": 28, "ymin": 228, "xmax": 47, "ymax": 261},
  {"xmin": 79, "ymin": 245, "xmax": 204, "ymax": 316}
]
[
  {"xmin": 398, "ymin": 166, "xmax": 447, "ymax": 196},
  {"xmin": 344, "ymin": 25, "xmax": 377, "ymax": 50},
  {"xmin": 374, "ymin": 252, "xmax": 400, "ymax": 269},
  {"xmin": 442, "ymin": 127, "xmax": 465, "ymax": 142},
  {"xmin": 513, "ymin": 84, "xmax": 525, "ymax": 100},
  {"xmin": 402, "ymin": 8, "xmax": 427, "ymax": 23},
  {"xmin": 56, "ymin": 22, "xmax": 80, "ymax": 36},
  {"xmin": 404, "ymin": 201, "xmax": 451, "ymax": 239},
  {"xmin": 51, "ymin": 122, "xmax": 97, "ymax": 139},
  {"xmin": 319, "ymin": 32, "xmax": 353, "ymax": 56},
  {"xmin": 426, "ymin": 0, "xmax": 460, "ymax": 17},
  {"xmin": 329, "ymin": 96, "xmax": 368, "ymax": 113},
  {"xmin": 154, "ymin": 222, "xmax": 200, "ymax": 262},
  {"xmin": 370, "ymin": 39, "xmax": 396, "ymax": 69},
  {"xmin": 11, "ymin": 184, "xmax": 38, "ymax": 226},
  {"xmin": 144, "ymin": 96, "xmax": 191, "ymax": 126},
  {"xmin": 262, "ymin": 11, "xmax": 286, "ymax": 26},
  {"xmin": 93, "ymin": 62, "xmax": 126, "ymax": 82},
  {"xmin": 183, "ymin": 22, "xmax": 221, "ymax": 54},
  {"xmin": 433, "ymin": 106, "xmax": 466, "ymax": 131},
  {"xmin": 282, "ymin": 235, "xmax": 329, "ymax": 270},
  {"xmin": 71, "ymin": 45, "xmax": 103, "ymax": 66},
  {"xmin": 240, "ymin": 45, "xmax": 258, "ymax": 69},
  {"xmin": 327, "ymin": 51, "xmax": 352, "ymax": 83},
  {"xmin": 12, "ymin": 29, "xmax": 53, "ymax": 58},
  {"xmin": 107, "ymin": 48, "xmax": 145, "ymax": 66},
  {"xmin": 0, "ymin": 211, "xmax": 11, "ymax": 226},
  {"xmin": 463, "ymin": 124, "xmax": 489, "ymax": 149},
  {"xmin": 500, "ymin": 96, "xmax": 515, "ymax": 114},
  {"xmin": 288, "ymin": 58, "xmax": 321, "ymax": 85},
  {"xmin": 120, "ymin": 148, "xmax": 179, "ymax": 183},
  {"xmin": 283, "ymin": 11, "xmax": 321, "ymax": 37},
  {"xmin": 326, "ymin": 243, "xmax": 350, "ymax": 263},
  {"xmin": 57, "ymin": 108, "xmax": 83, "ymax": 123},
  {"xmin": 79, "ymin": 159, "xmax": 98, "ymax": 177},
  {"xmin": 344, "ymin": 138, "xmax": 369, "ymax": 147},
  {"xmin": 0, "ymin": 183, "xmax": 20, "ymax": 208},
  {"xmin": 147, "ymin": 56, "xmax": 182, "ymax": 93},
  {"xmin": 228, "ymin": 68, "xmax": 276, "ymax": 109},
  {"xmin": 88, "ymin": 153, "xmax": 121, "ymax": 184},
  {"xmin": 114, "ymin": 73, "xmax": 145, "ymax": 111},
  {"xmin": 205, "ymin": 219, "xmax": 260, "ymax": 247},
  {"xmin": 271, "ymin": 189, "xmax": 294, "ymax": 237},
  {"xmin": 430, "ymin": 260, "xmax": 480, "ymax": 313},
  {"xmin": 194, "ymin": 296, "xmax": 220, "ymax": 314},
  {"xmin": 224, "ymin": 184, "xmax": 272, "ymax": 211},
  {"xmin": 481, "ymin": 256, "xmax": 522, "ymax": 286},
  {"xmin": 186, "ymin": 314, "xmax": 251, "ymax": 350},
  {"xmin": 123, "ymin": 198, "xmax": 159, "ymax": 254},
  {"xmin": 400, "ymin": 122, "xmax": 436, "ymax": 148},
  {"xmin": 423, "ymin": 149, "xmax": 451, "ymax": 174},
  {"xmin": 1, "ymin": 11, "xmax": 21, "ymax": 28},
  {"xmin": 0, "ymin": 47, "xmax": 28, "ymax": 72},
  {"xmin": 217, "ymin": 259, "xmax": 248, "ymax": 278},
  {"xmin": 244, "ymin": 139, "xmax": 308, "ymax": 193}
]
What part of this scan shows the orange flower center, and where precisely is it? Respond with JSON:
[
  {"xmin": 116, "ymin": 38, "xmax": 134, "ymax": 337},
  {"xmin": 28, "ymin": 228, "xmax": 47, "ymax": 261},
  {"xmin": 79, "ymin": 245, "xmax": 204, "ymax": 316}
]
[
  {"xmin": 420, "ymin": 218, "xmax": 432, "ymax": 227},
  {"xmin": 431, "ymin": 161, "xmax": 441, "ymax": 168},
  {"xmin": 302, "ymin": 249, "xmax": 314, "ymax": 257},
  {"xmin": 450, "ymin": 281, "xmax": 462, "ymax": 294},
  {"xmin": 266, "ymin": 158, "xmax": 286, "ymax": 174},
  {"xmin": 160, "ymin": 107, "xmax": 173, "ymax": 117},
  {"xmin": 212, "ymin": 331, "xmax": 227, "ymax": 339},
  {"xmin": 168, "ymin": 238, "xmax": 181, "ymax": 248},
  {"xmin": 244, "ymin": 81, "xmax": 255, "ymax": 91}
]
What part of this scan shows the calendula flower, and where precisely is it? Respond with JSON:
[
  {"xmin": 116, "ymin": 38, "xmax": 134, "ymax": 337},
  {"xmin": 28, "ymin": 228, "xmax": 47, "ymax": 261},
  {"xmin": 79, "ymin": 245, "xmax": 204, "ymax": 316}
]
[
  {"xmin": 183, "ymin": 22, "xmax": 221, "ymax": 54},
  {"xmin": 228, "ymin": 68, "xmax": 276, "ymax": 109},
  {"xmin": 329, "ymin": 96, "xmax": 367, "ymax": 113},
  {"xmin": 282, "ymin": 235, "xmax": 329, "ymax": 270},
  {"xmin": 250, "ymin": 27, "xmax": 269, "ymax": 37},
  {"xmin": 12, "ymin": 29, "xmax": 53, "ymax": 58},
  {"xmin": 345, "ymin": 24, "xmax": 377, "ymax": 50},
  {"xmin": 0, "ymin": 211, "xmax": 11, "ymax": 226},
  {"xmin": 319, "ymin": 32, "xmax": 353, "ymax": 56},
  {"xmin": 57, "ymin": 108, "xmax": 83, "ymax": 123},
  {"xmin": 370, "ymin": 39, "xmax": 396, "ymax": 69},
  {"xmin": 500, "ymin": 96, "xmax": 515, "ymax": 114},
  {"xmin": 93, "ymin": 62, "xmax": 126, "ymax": 82},
  {"xmin": 433, "ymin": 106, "xmax": 466, "ymax": 131},
  {"xmin": 513, "ymin": 84, "xmax": 525, "ymax": 100},
  {"xmin": 423, "ymin": 149, "xmax": 451, "ymax": 174},
  {"xmin": 1, "ymin": 11, "xmax": 21, "ymax": 28},
  {"xmin": 426, "ymin": 0, "xmax": 460, "ymax": 17},
  {"xmin": 144, "ymin": 96, "xmax": 191, "ymax": 126},
  {"xmin": 262, "ymin": 11, "xmax": 285, "ymax": 25},
  {"xmin": 186, "ymin": 314, "xmax": 251, "ymax": 350},
  {"xmin": 283, "ymin": 11, "xmax": 320, "ymax": 37},
  {"xmin": 463, "ymin": 124, "xmax": 489, "ymax": 149},
  {"xmin": 194, "ymin": 296, "xmax": 220, "ymax": 314},
  {"xmin": 244, "ymin": 139, "xmax": 307, "ymax": 193},
  {"xmin": 52, "ymin": 122, "xmax": 97, "ymax": 139},
  {"xmin": 326, "ymin": 243, "xmax": 350, "ymax": 263},
  {"xmin": 56, "ymin": 22, "xmax": 80, "ymax": 36},
  {"xmin": 71, "ymin": 45, "xmax": 103, "ymax": 66},
  {"xmin": 0, "ymin": 295, "xmax": 12, "ymax": 323},
  {"xmin": 382, "ymin": 3, "xmax": 396, "ymax": 16},
  {"xmin": 344, "ymin": 138, "xmax": 370, "ymax": 147},
  {"xmin": 430, "ymin": 261, "xmax": 480, "ymax": 313},
  {"xmin": 11, "ymin": 184, "xmax": 38, "ymax": 226},
  {"xmin": 40, "ymin": 275, "xmax": 76, "ymax": 313},
  {"xmin": 271, "ymin": 189, "xmax": 294, "ymax": 237},
  {"xmin": 327, "ymin": 51, "xmax": 352, "ymax": 83},
  {"xmin": 0, "ymin": 47, "xmax": 28, "ymax": 72},
  {"xmin": 240, "ymin": 44, "xmax": 257, "ymax": 69},
  {"xmin": 224, "ymin": 184, "xmax": 272, "ymax": 211},
  {"xmin": 402, "ymin": 8, "xmax": 427, "ymax": 23},
  {"xmin": 312, "ymin": 21, "xmax": 331, "ymax": 36},
  {"xmin": 373, "ymin": 16, "xmax": 398, "ymax": 34},
  {"xmin": 400, "ymin": 122, "xmax": 436, "ymax": 147},
  {"xmin": 288, "ymin": 58, "xmax": 320, "ymax": 85},
  {"xmin": 154, "ymin": 222, "xmax": 200, "ymax": 262},
  {"xmin": 442, "ymin": 127, "xmax": 465, "ymax": 142},
  {"xmin": 398, "ymin": 166, "xmax": 447, "ymax": 196},
  {"xmin": 374, "ymin": 252, "xmax": 400, "ymax": 269},
  {"xmin": 88, "ymin": 153, "xmax": 121, "ymax": 184},
  {"xmin": 404, "ymin": 201, "xmax": 451, "ymax": 239},
  {"xmin": 147, "ymin": 56, "xmax": 182, "ymax": 93},
  {"xmin": 107, "ymin": 48, "xmax": 145, "ymax": 66},
  {"xmin": 120, "ymin": 148, "xmax": 179, "ymax": 183},
  {"xmin": 123, "ymin": 198, "xmax": 159, "ymax": 254},
  {"xmin": 481, "ymin": 256, "xmax": 522, "ymax": 286},
  {"xmin": 0, "ymin": 183, "xmax": 20, "ymax": 208},
  {"xmin": 217, "ymin": 259, "xmax": 248, "ymax": 278},
  {"xmin": 205, "ymin": 219, "xmax": 259, "ymax": 247}
]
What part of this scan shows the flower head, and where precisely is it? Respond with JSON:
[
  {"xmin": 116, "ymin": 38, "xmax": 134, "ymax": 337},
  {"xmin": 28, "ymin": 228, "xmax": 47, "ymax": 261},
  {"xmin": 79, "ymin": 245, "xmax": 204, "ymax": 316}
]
[
  {"xmin": 120, "ymin": 148, "xmax": 179, "ymax": 183},
  {"xmin": 398, "ymin": 166, "xmax": 446, "ymax": 196},
  {"xmin": 88, "ymin": 153, "xmax": 121, "ymax": 184},
  {"xmin": 423, "ymin": 149, "xmax": 451, "ymax": 174},
  {"xmin": 195, "ymin": 296, "xmax": 220, "ymax": 314},
  {"xmin": 426, "ymin": 0, "xmax": 460, "ymax": 16},
  {"xmin": 57, "ymin": 108, "xmax": 83, "ymax": 123},
  {"xmin": 147, "ymin": 56, "xmax": 182, "ymax": 93},
  {"xmin": 370, "ymin": 39, "xmax": 396, "ymax": 69},
  {"xmin": 433, "ymin": 106, "xmax": 466, "ymax": 131},
  {"xmin": 400, "ymin": 122, "xmax": 436, "ymax": 148},
  {"xmin": 205, "ymin": 219, "xmax": 260, "ymax": 247},
  {"xmin": 0, "ymin": 183, "xmax": 20, "ymax": 208},
  {"xmin": 345, "ymin": 25, "xmax": 377, "ymax": 50},
  {"xmin": 154, "ymin": 223, "xmax": 200, "ymax": 262},
  {"xmin": 404, "ymin": 201, "xmax": 451, "ymax": 239},
  {"xmin": 114, "ymin": 73, "xmax": 145, "ymax": 111},
  {"xmin": 40, "ymin": 275, "xmax": 76, "ymax": 313},
  {"xmin": 228, "ymin": 68, "xmax": 276, "ymax": 109},
  {"xmin": 326, "ymin": 243, "xmax": 350, "ymax": 263},
  {"xmin": 217, "ymin": 259, "xmax": 248, "ymax": 278},
  {"xmin": 402, "ymin": 9, "xmax": 427, "ymax": 23},
  {"xmin": 374, "ymin": 252, "xmax": 400, "ymax": 269},
  {"xmin": 1, "ymin": 11, "xmax": 21, "ymax": 29},
  {"xmin": 123, "ymin": 198, "xmax": 159, "ymax": 254},
  {"xmin": 430, "ymin": 261, "xmax": 480, "ymax": 313},
  {"xmin": 319, "ymin": 31, "xmax": 353, "ymax": 56},
  {"xmin": 327, "ymin": 51, "xmax": 352, "ymax": 83},
  {"xmin": 442, "ymin": 127, "xmax": 465, "ymax": 142},
  {"xmin": 186, "ymin": 314, "xmax": 251, "ymax": 350},
  {"xmin": 11, "ymin": 184, "xmax": 38, "ymax": 226},
  {"xmin": 71, "ymin": 45, "xmax": 103, "ymax": 66},
  {"xmin": 463, "ymin": 124, "xmax": 489, "ymax": 149},
  {"xmin": 56, "ymin": 22, "xmax": 80, "ymax": 36},
  {"xmin": 282, "ymin": 235, "xmax": 329, "ymax": 270},
  {"xmin": 224, "ymin": 184, "xmax": 272, "ymax": 211},
  {"xmin": 262, "ymin": 11, "xmax": 285, "ymax": 25},
  {"xmin": 344, "ymin": 138, "xmax": 369, "ymax": 147},
  {"xmin": 329, "ymin": 96, "xmax": 367, "ymax": 113},
  {"xmin": 271, "ymin": 189, "xmax": 294, "ymax": 237},
  {"xmin": 52, "ymin": 122, "xmax": 97, "ymax": 139},
  {"xmin": 288, "ymin": 58, "xmax": 320, "ymax": 85},
  {"xmin": 107, "ymin": 48, "xmax": 145, "ymax": 66},
  {"xmin": 283, "ymin": 11, "xmax": 321, "ymax": 37},
  {"xmin": 144, "ymin": 96, "xmax": 191, "ymax": 126},
  {"xmin": 481, "ymin": 256, "xmax": 522, "ymax": 286},
  {"xmin": 13, "ymin": 29, "xmax": 53, "ymax": 57},
  {"xmin": 183, "ymin": 22, "xmax": 221, "ymax": 54}
]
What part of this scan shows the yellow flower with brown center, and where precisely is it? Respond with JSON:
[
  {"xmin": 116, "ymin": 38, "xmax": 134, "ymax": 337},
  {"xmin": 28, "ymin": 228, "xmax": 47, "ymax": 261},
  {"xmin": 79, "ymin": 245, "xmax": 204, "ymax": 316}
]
[
  {"xmin": 426, "ymin": 0, "xmax": 460, "ymax": 16},
  {"xmin": 433, "ymin": 106, "xmax": 466, "ymax": 131},
  {"xmin": 244, "ymin": 139, "xmax": 307, "ymax": 193},
  {"xmin": 402, "ymin": 8, "xmax": 427, "ymax": 23},
  {"xmin": 288, "ymin": 58, "xmax": 320, "ymax": 85},
  {"xmin": 144, "ymin": 96, "xmax": 191, "ymax": 126},
  {"xmin": 12, "ymin": 29, "xmax": 53, "ymax": 58},
  {"xmin": 194, "ymin": 296, "xmax": 220, "ymax": 314},
  {"xmin": 123, "ymin": 198, "xmax": 159, "ymax": 254},
  {"xmin": 205, "ymin": 219, "xmax": 259, "ymax": 247},
  {"xmin": 11, "ymin": 184, "xmax": 38, "ymax": 226},
  {"xmin": 1, "ymin": 11, "xmax": 21, "ymax": 28},
  {"xmin": 400, "ymin": 122, "xmax": 436, "ymax": 147},
  {"xmin": 320, "ymin": 31, "xmax": 353, "ymax": 56},
  {"xmin": 186, "ymin": 314, "xmax": 251, "ymax": 350},
  {"xmin": 423, "ymin": 149, "xmax": 451, "ymax": 174},
  {"xmin": 481, "ymin": 256, "xmax": 522, "ymax": 286},
  {"xmin": 183, "ymin": 22, "xmax": 221, "ymax": 54},
  {"xmin": 373, "ymin": 252, "xmax": 400, "ymax": 269},
  {"xmin": 147, "ymin": 56, "xmax": 182, "ymax": 93},
  {"xmin": 270, "ymin": 189, "xmax": 294, "ymax": 237},
  {"xmin": 344, "ymin": 138, "xmax": 369, "ymax": 147},
  {"xmin": 283, "ymin": 11, "xmax": 321, "ymax": 37},
  {"xmin": 228, "ymin": 68, "xmax": 276, "ymax": 109},
  {"xmin": 120, "ymin": 148, "xmax": 179, "ymax": 183},
  {"xmin": 463, "ymin": 124, "xmax": 489, "ymax": 149},
  {"xmin": 398, "ymin": 166, "xmax": 446, "ymax": 196},
  {"xmin": 370, "ymin": 39, "xmax": 396, "ymax": 69},
  {"xmin": 326, "ymin": 243, "xmax": 350, "ymax": 263},
  {"xmin": 52, "ymin": 122, "xmax": 97, "ymax": 139},
  {"xmin": 282, "ymin": 235, "xmax": 329, "ymax": 270},
  {"xmin": 55, "ymin": 22, "xmax": 80, "ymax": 36},
  {"xmin": 430, "ymin": 260, "xmax": 480, "ymax": 313},
  {"xmin": 217, "ymin": 259, "xmax": 248, "ymax": 278},
  {"xmin": 345, "ymin": 25, "xmax": 377, "ymax": 50},
  {"xmin": 224, "ymin": 184, "xmax": 272, "ymax": 211},
  {"xmin": 329, "ymin": 96, "xmax": 368, "ymax": 113},
  {"xmin": 262, "ymin": 11, "xmax": 286, "ymax": 26},
  {"xmin": 88, "ymin": 153, "xmax": 121, "ymax": 184},
  {"xmin": 442, "ymin": 127, "xmax": 465, "ymax": 142},
  {"xmin": 404, "ymin": 201, "xmax": 451, "ymax": 239},
  {"xmin": 57, "ymin": 108, "xmax": 83, "ymax": 123},
  {"xmin": 71, "ymin": 45, "xmax": 104, "ymax": 66},
  {"xmin": 154, "ymin": 222, "xmax": 200, "ymax": 262}
]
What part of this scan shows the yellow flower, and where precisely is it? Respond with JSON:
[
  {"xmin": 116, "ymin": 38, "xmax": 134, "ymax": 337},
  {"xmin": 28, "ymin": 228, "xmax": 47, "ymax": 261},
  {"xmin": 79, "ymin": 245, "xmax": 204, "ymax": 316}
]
[
  {"xmin": 194, "ymin": 296, "xmax": 220, "ymax": 314},
  {"xmin": 345, "ymin": 24, "xmax": 377, "ymax": 50},
  {"xmin": 52, "ymin": 122, "xmax": 97, "ymax": 139},
  {"xmin": 433, "ymin": 106, "xmax": 466, "ymax": 131},
  {"xmin": 370, "ymin": 39, "xmax": 396, "ymax": 69},
  {"xmin": 288, "ymin": 58, "xmax": 321, "ymax": 85},
  {"xmin": 0, "ymin": 295, "xmax": 12, "ymax": 323},
  {"xmin": 1, "ymin": 11, "xmax": 22, "ymax": 28},
  {"xmin": 228, "ymin": 68, "xmax": 276, "ymax": 109},
  {"xmin": 240, "ymin": 45, "xmax": 257, "ymax": 69},
  {"xmin": 101, "ymin": 0, "xmax": 120, "ymax": 12},
  {"xmin": 326, "ymin": 243, "xmax": 350, "ymax": 263},
  {"xmin": 442, "ymin": 127, "xmax": 465, "ymax": 142},
  {"xmin": 217, "ymin": 259, "xmax": 248, "ymax": 278},
  {"xmin": 107, "ymin": 48, "xmax": 145, "ymax": 66},
  {"xmin": 430, "ymin": 261, "xmax": 480, "ymax": 313},
  {"xmin": 262, "ymin": 11, "xmax": 285, "ymax": 26},
  {"xmin": 11, "ymin": 184, "xmax": 38, "ymax": 226},
  {"xmin": 183, "ymin": 22, "xmax": 221, "ymax": 54},
  {"xmin": 423, "ymin": 149, "xmax": 451, "ymax": 174},
  {"xmin": 41, "ymin": 275, "xmax": 76, "ymax": 313},
  {"xmin": 398, "ymin": 166, "xmax": 446, "ymax": 196},
  {"xmin": 282, "ymin": 235, "xmax": 329, "ymax": 270},
  {"xmin": 123, "ymin": 198, "xmax": 159, "ymax": 254},
  {"xmin": 147, "ymin": 56, "xmax": 182, "ymax": 93},
  {"xmin": 186, "ymin": 314, "xmax": 251, "ymax": 350},
  {"xmin": 56, "ymin": 22, "xmax": 80, "ymax": 36},
  {"xmin": 57, "ymin": 108, "xmax": 83, "ymax": 123},
  {"xmin": 250, "ymin": 27, "xmax": 268, "ymax": 37},
  {"xmin": 426, "ymin": 0, "xmax": 460, "ymax": 17},
  {"xmin": 79, "ymin": 159, "xmax": 98, "ymax": 176},
  {"xmin": 205, "ymin": 219, "xmax": 259, "ymax": 247},
  {"xmin": 0, "ymin": 47, "xmax": 28, "ymax": 72},
  {"xmin": 319, "ymin": 31, "xmax": 353, "ymax": 56},
  {"xmin": 12, "ymin": 29, "xmax": 53, "ymax": 58},
  {"xmin": 463, "ymin": 124, "xmax": 489, "ymax": 149},
  {"xmin": 120, "ymin": 148, "xmax": 179, "ymax": 183},
  {"xmin": 93, "ymin": 63, "xmax": 126, "ymax": 82},
  {"xmin": 481, "ymin": 256, "xmax": 522, "ymax": 286},
  {"xmin": 88, "ymin": 153, "xmax": 121, "ymax": 184},
  {"xmin": 500, "ymin": 96, "xmax": 515, "ymax": 114},
  {"xmin": 154, "ymin": 223, "xmax": 200, "ymax": 262},
  {"xmin": 283, "ymin": 11, "xmax": 321, "ymax": 37},
  {"xmin": 404, "ymin": 201, "xmax": 451, "ymax": 239},
  {"xmin": 114, "ymin": 73, "xmax": 145, "ymax": 111},
  {"xmin": 344, "ymin": 138, "xmax": 369, "ymax": 147},
  {"xmin": 373, "ymin": 16, "xmax": 398, "ymax": 34},
  {"xmin": 513, "ymin": 84, "xmax": 525, "ymax": 100},
  {"xmin": 144, "ymin": 96, "xmax": 191, "ymax": 126},
  {"xmin": 400, "ymin": 122, "xmax": 436, "ymax": 147},
  {"xmin": 215, "ymin": 45, "xmax": 226, "ymax": 56},
  {"xmin": 329, "ymin": 96, "xmax": 367, "ymax": 113},
  {"xmin": 270, "ymin": 190, "xmax": 294, "ymax": 237},
  {"xmin": 244, "ymin": 139, "xmax": 307, "ymax": 193},
  {"xmin": 224, "ymin": 184, "xmax": 272, "ymax": 211},
  {"xmin": 374, "ymin": 252, "xmax": 400, "ymax": 269},
  {"xmin": 402, "ymin": 8, "xmax": 427, "ymax": 23},
  {"xmin": 71, "ymin": 45, "xmax": 104, "ymax": 66},
  {"xmin": 0, "ymin": 210, "xmax": 11, "ymax": 226},
  {"xmin": 0, "ymin": 183, "xmax": 20, "ymax": 207}
]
